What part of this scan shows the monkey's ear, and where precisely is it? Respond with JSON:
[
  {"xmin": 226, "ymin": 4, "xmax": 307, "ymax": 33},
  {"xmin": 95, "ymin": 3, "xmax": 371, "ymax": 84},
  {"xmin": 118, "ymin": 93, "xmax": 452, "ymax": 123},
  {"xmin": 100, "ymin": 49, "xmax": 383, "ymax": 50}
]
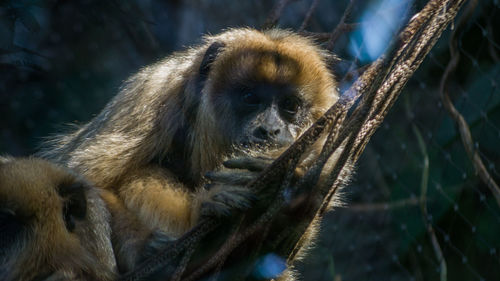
[
  {"xmin": 58, "ymin": 181, "xmax": 88, "ymax": 232},
  {"xmin": 199, "ymin": 42, "xmax": 226, "ymax": 78},
  {"xmin": 0, "ymin": 208, "xmax": 24, "ymax": 250}
]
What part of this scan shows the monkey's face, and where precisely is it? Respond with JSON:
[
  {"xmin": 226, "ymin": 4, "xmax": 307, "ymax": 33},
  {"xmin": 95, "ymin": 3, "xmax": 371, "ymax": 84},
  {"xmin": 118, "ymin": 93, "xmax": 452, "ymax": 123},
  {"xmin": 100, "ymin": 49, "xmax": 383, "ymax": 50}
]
[
  {"xmin": 177, "ymin": 30, "xmax": 337, "ymax": 177},
  {"xmin": 204, "ymin": 43, "xmax": 336, "ymax": 152},
  {"xmin": 216, "ymin": 80, "xmax": 305, "ymax": 149}
]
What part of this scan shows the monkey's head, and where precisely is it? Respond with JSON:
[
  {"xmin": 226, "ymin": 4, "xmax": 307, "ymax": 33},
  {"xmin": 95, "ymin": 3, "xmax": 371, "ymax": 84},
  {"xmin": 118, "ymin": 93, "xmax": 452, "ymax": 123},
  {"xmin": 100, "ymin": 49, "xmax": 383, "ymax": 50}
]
[
  {"xmin": 180, "ymin": 29, "xmax": 338, "ymax": 179},
  {"xmin": 0, "ymin": 157, "xmax": 115, "ymax": 281},
  {"xmin": 46, "ymin": 29, "xmax": 338, "ymax": 189}
]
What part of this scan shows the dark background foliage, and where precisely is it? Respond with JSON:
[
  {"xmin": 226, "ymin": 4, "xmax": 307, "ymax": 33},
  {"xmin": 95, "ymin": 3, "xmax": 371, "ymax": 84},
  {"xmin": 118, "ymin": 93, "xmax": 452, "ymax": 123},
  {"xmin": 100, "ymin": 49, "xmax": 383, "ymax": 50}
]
[{"xmin": 1, "ymin": 0, "xmax": 499, "ymax": 280}]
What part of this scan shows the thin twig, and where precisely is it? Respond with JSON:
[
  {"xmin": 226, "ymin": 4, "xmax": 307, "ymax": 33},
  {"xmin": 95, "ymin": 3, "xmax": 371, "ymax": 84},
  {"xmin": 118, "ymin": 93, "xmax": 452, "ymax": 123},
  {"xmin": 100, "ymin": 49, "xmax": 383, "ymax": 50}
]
[
  {"xmin": 487, "ymin": 22, "xmax": 500, "ymax": 62},
  {"xmin": 326, "ymin": 0, "xmax": 358, "ymax": 50},
  {"xmin": 299, "ymin": 0, "xmax": 320, "ymax": 31},
  {"xmin": 347, "ymin": 197, "xmax": 422, "ymax": 211},
  {"xmin": 439, "ymin": 0, "xmax": 500, "ymax": 207},
  {"xmin": 263, "ymin": 0, "xmax": 294, "ymax": 29},
  {"xmin": 299, "ymin": 25, "xmax": 360, "ymax": 41},
  {"xmin": 407, "ymin": 95, "xmax": 447, "ymax": 281},
  {"xmin": 340, "ymin": 63, "xmax": 370, "ymax": 85},
  {"xmin": 414, "ymin": 123, "xmax": 447, "ymax": 281}
]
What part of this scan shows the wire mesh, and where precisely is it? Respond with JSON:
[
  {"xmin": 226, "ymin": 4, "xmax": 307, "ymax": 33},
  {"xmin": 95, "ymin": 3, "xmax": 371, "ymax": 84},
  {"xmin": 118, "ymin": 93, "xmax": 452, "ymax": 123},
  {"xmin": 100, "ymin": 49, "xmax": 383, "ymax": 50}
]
[{"xmin": 0, "ymin": 0, "xmax": 498, "ymax": 280}]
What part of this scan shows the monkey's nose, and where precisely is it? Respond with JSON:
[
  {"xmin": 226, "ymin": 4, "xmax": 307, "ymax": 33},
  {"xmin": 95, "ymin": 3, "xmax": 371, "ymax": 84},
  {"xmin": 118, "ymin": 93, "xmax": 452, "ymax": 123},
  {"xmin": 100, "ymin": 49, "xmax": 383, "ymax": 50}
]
[{"xmin": 253, "ymin": 126, "xmax": 281, "ymax": 141}]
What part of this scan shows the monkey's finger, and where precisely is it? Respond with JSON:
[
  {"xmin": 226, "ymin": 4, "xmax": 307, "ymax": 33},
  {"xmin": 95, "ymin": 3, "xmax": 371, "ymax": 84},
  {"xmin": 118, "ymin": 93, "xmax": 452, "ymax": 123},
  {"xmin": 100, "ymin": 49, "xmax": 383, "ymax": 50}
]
[
  {"xmin": 200, "ymin": 201, "xmax": 231, "ymax": 218},
  {"xmin": 143, "ymin": 230, "xmax": 175, "ymax": 254},
  {"xmin": 212, "ymin": 187, "xmax": 257, "ymax": 208},
  {"xmin": 200, "ymin": 186, "xmax": 256, "ymax": 218},
  {"xmin": 205, "ymin": 171, "xmax": 258, "ymax": 185},
  {"xmin": 223, "ymin": 157, "xmax": 273, "ymax": 171}
]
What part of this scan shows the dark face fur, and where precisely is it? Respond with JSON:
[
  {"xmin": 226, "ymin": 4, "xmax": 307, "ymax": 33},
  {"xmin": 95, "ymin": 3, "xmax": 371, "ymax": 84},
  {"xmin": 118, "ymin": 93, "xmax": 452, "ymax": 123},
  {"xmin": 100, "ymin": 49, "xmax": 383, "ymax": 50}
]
[
  {"xmin": 206, "ymin": 47, "xmax": 315, "ymax": 152},
  {"xmin": 217, "ymin": 81, "xmax": 305, "ymax": 149}
]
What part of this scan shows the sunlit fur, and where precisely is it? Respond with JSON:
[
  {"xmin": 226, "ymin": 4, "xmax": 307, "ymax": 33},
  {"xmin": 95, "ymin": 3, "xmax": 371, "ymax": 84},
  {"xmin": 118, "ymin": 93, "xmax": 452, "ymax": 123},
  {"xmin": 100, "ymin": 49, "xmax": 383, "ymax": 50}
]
[
  {"xmin": 0, "ymin": 157, "xmax": 116, "ymax": 281},
  {"xmin": 41, "ymin": 28, "xmax": 339, "ymax": 276}
]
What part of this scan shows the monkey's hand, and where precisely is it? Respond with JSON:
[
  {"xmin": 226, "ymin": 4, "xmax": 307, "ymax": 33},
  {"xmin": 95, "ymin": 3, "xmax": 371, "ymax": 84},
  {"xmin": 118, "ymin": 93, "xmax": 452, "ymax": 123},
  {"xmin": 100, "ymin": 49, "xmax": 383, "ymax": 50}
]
[{"xmin": 197, "ymin": 156, "xmax": 273, "ymax": 218}]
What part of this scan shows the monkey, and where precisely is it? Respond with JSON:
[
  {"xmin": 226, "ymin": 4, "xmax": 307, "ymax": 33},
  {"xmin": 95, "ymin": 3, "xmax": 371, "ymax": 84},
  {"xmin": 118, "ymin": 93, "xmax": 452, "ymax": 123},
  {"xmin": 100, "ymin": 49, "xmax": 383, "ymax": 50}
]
[
  {"xmin": 40, "ymin": 28, "xmax": 339, "ymax": 277},
  {"xmin": 0, "ymin": 156, "xmax": 117, "ymax": 281}
]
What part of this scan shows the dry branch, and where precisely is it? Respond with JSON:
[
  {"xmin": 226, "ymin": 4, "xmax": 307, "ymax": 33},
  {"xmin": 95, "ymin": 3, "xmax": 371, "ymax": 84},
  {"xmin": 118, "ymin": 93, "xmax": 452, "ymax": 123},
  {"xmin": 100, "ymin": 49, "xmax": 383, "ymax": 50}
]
[
  {"xmin": 439, "ymin": 0, "xmax": 500, "ymax": 207},
  {"xmin": 326, "ymin": 0, "xmax": 360, "ymax": 50},
  {"xmin": 410, "ymin": 113, "xmax": 447, "ymax": 281},
  {"xmin": 298, "ymin": 0, "xmax": 320, "ymax": 31},
  {"xmin": 263, "ymin": 0, "xmax": 294, "ymax": 29}
]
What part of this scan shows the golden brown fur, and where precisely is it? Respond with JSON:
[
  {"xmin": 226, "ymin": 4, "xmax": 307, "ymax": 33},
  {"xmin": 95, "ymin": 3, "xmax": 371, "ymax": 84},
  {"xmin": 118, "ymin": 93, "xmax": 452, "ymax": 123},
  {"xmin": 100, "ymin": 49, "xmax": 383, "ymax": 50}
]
[
  {"xmin": 0, "ymin": 157, "xmax": 116, "ymax": 281},
  {"xmin": 41, "ymin": 28, "xmax": 339, "ymax": 277}
]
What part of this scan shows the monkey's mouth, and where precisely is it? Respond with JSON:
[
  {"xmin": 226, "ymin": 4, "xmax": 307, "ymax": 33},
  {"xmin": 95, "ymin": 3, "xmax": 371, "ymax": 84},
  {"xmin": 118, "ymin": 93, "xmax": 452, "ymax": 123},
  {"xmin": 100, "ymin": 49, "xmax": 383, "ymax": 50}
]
[{"xmin": 237, "ymin": 137, "xmax": 291, "ymax": 152}]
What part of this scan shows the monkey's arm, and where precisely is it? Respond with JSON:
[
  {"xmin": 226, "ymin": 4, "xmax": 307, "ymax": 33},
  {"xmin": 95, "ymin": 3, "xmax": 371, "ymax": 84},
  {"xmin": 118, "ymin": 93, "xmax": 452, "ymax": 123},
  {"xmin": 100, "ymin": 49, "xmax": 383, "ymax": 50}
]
[
  {"xmin": 100, "ymin": 189, "xmax": 156, "ymax": 272},
  {"xmin": 116, "ymin": 166, "xmax": 194, "ymax": 237},
  {"xmin": 102, "ymin": 167, "xmax": 196, "ymax": 273},
  {"xmin": 109, "ymin": 162, "xmax": 267, "ymax": 276}
]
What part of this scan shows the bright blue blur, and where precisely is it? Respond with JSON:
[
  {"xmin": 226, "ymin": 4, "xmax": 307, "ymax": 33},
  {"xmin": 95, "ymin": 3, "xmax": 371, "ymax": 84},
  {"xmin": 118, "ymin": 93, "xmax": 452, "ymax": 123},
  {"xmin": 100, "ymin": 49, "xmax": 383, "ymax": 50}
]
[
  {"xmin": 349, "ymin": 0, "xmax": 411, "ymax": 63},
  {"xmin": 252, "ymin": 253, "xmax": 287, "ymax": 279}
]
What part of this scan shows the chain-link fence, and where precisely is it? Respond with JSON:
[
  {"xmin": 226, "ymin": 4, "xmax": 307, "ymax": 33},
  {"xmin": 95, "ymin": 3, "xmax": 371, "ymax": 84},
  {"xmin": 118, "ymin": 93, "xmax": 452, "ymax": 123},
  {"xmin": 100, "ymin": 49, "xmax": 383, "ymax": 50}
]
[
  {"xmin": 300, "ymin": 1, "xmax": 500, "ymax": 280},
  {"xmin": 1, "ymin": 0, "xmax": 498, "ymax": 280}
]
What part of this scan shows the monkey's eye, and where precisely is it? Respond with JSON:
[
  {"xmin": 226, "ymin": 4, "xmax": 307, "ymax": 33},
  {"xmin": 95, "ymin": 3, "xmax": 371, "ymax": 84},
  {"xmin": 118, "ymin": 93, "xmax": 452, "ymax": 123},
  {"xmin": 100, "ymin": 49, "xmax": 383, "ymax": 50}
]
[
  {"xmin": 280, "ymin": 97, "xmax": 300, "ymax": 115},
  {"xmin": 242, "ymin": 92, "xmax": 260, "ymax": 105}
]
